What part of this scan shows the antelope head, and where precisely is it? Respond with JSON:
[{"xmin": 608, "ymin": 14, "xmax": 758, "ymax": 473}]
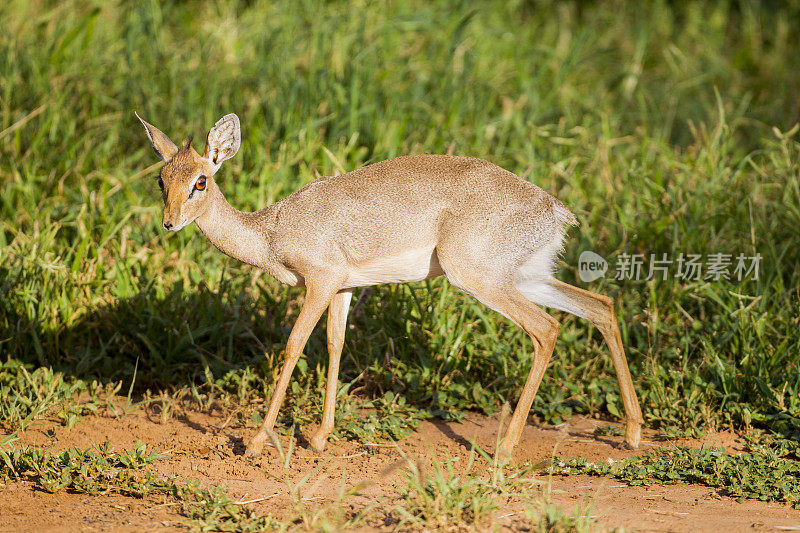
[{"xmin": 135, "ymin": 112, "xmax": 240, "ymax": 231}]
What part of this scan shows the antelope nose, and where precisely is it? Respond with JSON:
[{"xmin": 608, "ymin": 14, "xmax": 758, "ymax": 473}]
[{"xmin": 163, "ymin": 222, "xmax": 173, "ymax": 230}]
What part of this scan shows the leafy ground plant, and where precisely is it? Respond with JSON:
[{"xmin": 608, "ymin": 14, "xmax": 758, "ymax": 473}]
[
  {"xmin": 0, "ymin": 441, "xmax": 169, "ymax": 496},
  {"xmin": 0, "ymin": 440, "xmax": 287, "ymax": 530},
  {"xmin": 381, "ymin": 410, "xmax": 598, "ymax": 531},
  {"xmin": 525, "ymin": 499, "xmax": 600, "ymax": 533},
  {"xmin": 390, "ymin": 450, "xmax": 519, "ymax": 528},
  {"xmin": 550, "ymin": 444, "xmax": 800, "ymax": 509}
]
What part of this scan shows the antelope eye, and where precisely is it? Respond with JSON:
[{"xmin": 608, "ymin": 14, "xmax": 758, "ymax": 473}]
[{"xmin": 195, "ymin": 176, "xmax": 207, "ymax": 190}]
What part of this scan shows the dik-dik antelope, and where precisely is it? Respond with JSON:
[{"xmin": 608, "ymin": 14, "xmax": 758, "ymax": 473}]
[{"xmin": 136, "ymin": 112, "xmax": 643, "ymax": 458}]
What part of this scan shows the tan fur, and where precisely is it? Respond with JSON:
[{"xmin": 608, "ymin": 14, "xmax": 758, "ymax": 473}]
[{"xmin": 136, "ymin": 112, "xmax": 643, "ymax": 458}]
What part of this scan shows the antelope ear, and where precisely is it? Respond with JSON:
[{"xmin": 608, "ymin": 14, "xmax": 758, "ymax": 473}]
[
  {"xmin": 203, "ymin": 113, "xmax": 240, "ymax": 174},
  {"xmin": 135, "ymin": 112, "xmax": 179, "ymax": 162}
]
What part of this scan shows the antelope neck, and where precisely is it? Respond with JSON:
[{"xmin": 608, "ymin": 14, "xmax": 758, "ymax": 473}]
[{"xmin": 194, "ymin": 183, "xmax": 273, "ymax": 270}]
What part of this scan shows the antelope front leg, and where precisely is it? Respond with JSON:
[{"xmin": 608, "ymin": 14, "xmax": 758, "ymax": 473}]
[
  {"xmin": 245, "ymin": 281, "xmax": 340, "ymax": 458},
  {"xmin": 309, "ymin": 289, "xmax": 353, "ymax": 453}
]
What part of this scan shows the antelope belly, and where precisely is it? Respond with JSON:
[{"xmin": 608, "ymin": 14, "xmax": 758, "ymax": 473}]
[{"xmin": 344, "ymin": 247, "xmax": 444, "ymax": 288}]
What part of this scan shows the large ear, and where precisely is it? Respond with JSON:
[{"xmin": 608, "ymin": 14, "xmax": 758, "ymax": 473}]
[
  {"xmin": 203, "ymin": 113, "xmax": 240, "ymax": 174},
  {"xmin": 135, "ymin": 112, "xmax": 179, "ymax": 162}
]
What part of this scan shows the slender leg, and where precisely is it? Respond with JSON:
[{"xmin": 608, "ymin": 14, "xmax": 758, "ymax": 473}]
[
  {"xmin": 245, "ymin": 281, "xmax": 341, "ymax": 458},
  {"xmin": 309, "ymin": 289, "xmax": 353, "ymax": 452},
  {"xmin": 438, "ymin": 263, "xmax": 562, "ymax": 457},
  {"xmin": 546, "ymin": 279, "xmax": 643, "ymax": 448},
  {"xmin": 498, "ymin": 306, "xmax": 560, "ymax": 457}
]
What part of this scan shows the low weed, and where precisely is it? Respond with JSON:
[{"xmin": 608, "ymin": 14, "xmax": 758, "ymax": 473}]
[
  {"xmin": 380, "ymin": 439, "xmax": 605, "ymax": 531},
  {"xmin": 550, "ymin": 444, "xmax": 800, "ymax": 509},
  {"xmin": 525, "ymin": 499, "xmax": 599, "ymax": 533},
  {"xmin": 390, "ymin": 451, "xmax": 510, "ymax": 528},
  {"xmin": 385, "ymin": 411, "xmax": 544, "ymax": 530},
  {"xmin": 0, "ymin": 360, "xmax": 113, "ymax": 433},
  {"xmin": 0, "ymin": 440, "xmax": 168, "ymax": 495},
  {"xmin": 0, "ymin": 440, "xmax": 286, "ymax": 530}
]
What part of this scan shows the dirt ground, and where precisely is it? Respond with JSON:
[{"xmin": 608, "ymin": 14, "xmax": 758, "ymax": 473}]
[{"xmin": 2, "ymin": 404, "xmax": 800, "ymax": 532}]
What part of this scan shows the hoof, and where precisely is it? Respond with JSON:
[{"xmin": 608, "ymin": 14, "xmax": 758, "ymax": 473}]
[
  {"xmin": 496, "ymin": 443, "xmax": 514, "ymax": 461},
  {"xmin": 625, "ymin": 420, "xmax": 641, "ymax": 449},
  {"xmin": 244, "ymin": 433, "xmax": 267, "ymax": 458},
  {"xmin": 308, "ymin": 432, "xmax": 328, "ymax": 453},
  {"xmin": 244, "ymin": 443, "xmax": 263, "ymax": 458}
]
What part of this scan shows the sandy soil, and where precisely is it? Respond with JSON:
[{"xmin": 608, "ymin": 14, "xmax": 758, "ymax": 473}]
[{"xmin": 2, "ymin": 405, "xmax": 800, "ymax": 532}]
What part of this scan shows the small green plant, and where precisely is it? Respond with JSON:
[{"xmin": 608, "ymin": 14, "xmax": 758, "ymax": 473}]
[
  {"xmin": 391, "ymin": 451, "xmax": 503, "ymax": 528},
  {"xmin": 266, "ymin": 429, "xmax": 372, "ymax": 531},
  {"xmin": 525, "ymin": 499, "xmax": 599, "ymax": 533},
  {"xmin": 592, "ymin": 424, "xmax": 623, "ymax": 437},
  {"xmin": 0, "ymin": 440, "xmax": 168, "ymax": 495},
  {"xmin": 0, "ymin": 361, "xmax": 107, "ymax": 433},
  {"xmin": 550, "ymin": 445, "xmax": 800, "ymax": 508},
  {"xmin": 385, "ymin": 410, "xmax": 544, "ymax": 530}
]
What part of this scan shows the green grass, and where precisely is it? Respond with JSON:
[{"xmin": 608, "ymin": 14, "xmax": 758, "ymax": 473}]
[{"xmin": 1, "ymin": 0, "xmax": 800, "ymax": 521}]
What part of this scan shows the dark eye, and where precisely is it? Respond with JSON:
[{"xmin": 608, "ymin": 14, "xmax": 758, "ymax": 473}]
[
  {"xmin": 195, "ymin": 176, "xmax": 207, "ymax": 190},
  {"xmin": 157, "ymin": 177, "xmax": 164, "ymax": 189}
]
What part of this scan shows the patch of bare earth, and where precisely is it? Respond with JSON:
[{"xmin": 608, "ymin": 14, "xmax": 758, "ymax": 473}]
[{"xmin": 3, "ymin": 404, "xmax": 800, "ymax": 532}]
